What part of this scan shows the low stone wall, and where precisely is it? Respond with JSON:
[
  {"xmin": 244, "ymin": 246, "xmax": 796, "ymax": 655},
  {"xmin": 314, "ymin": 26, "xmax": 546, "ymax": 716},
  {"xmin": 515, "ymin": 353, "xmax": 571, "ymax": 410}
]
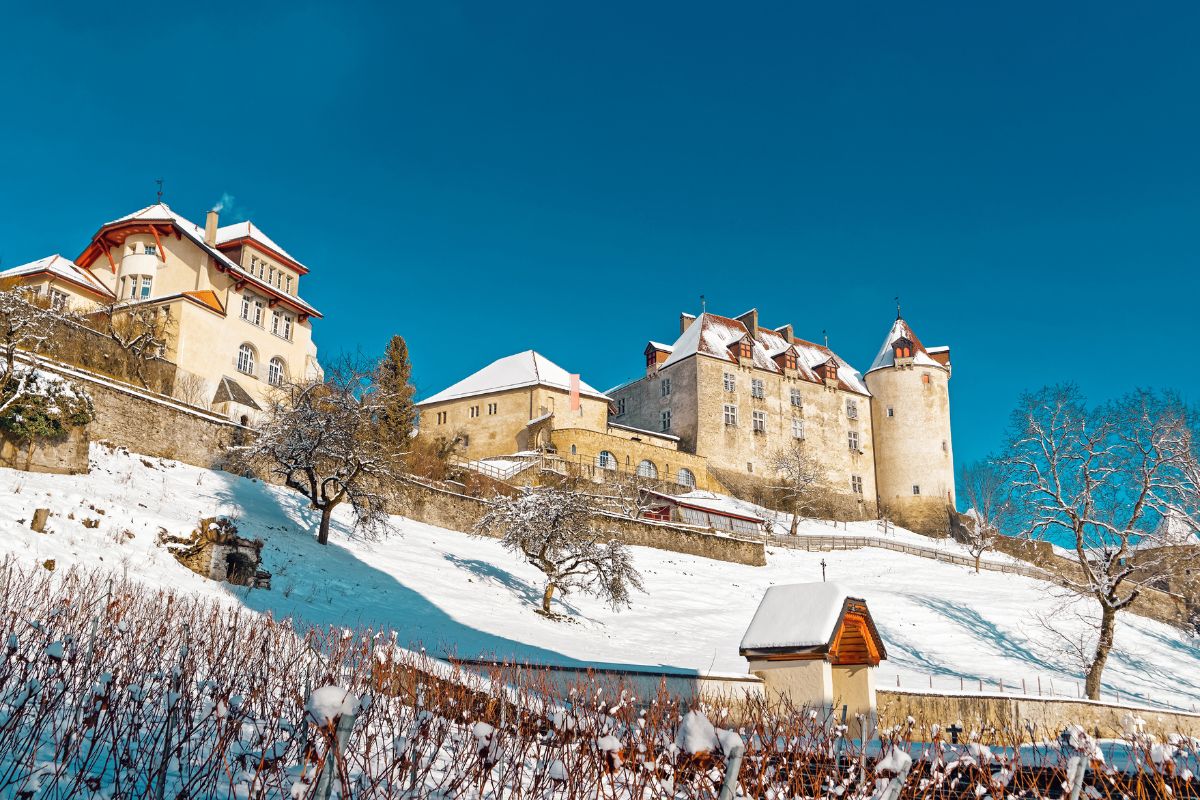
[
  {"xmin": 35, "ymin": 360, "xmax": 246, "ymax": 471},
  {"xmin": 398, "ymin": 478, "xmax": 767, "ymax": 566},
  {"xmin": 0, "ymin": 427, "xmax": 90, "ymax": 474},
  {"xmin": 877, "ymin": 689, "xmax": 1200, "ymax": 737}
]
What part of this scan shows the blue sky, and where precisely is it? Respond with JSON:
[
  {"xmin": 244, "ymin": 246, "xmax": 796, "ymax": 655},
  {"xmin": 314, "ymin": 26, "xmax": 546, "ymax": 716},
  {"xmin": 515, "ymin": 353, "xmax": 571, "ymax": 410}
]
[{"xmin": 1, "ymin": 2, "xmax": 1197, "ymax": 467}]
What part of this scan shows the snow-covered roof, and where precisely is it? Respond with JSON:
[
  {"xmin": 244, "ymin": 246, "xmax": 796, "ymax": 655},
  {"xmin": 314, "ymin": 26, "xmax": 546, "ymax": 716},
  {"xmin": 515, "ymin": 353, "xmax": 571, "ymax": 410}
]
[
  {"xmin": 739, "ymin": 582, "xmax": 855, "ymax": 651},
  {"xmin": 215, "ymin": 221, "xmax": 307, "ymax": 271},
  {"xmin": 0, "ymin": 254, "xmax": 114, "ymax": 297},
  {"xmin": 866, "ymin": 318, "xmax": 946, "ymax": 374},
  {"xmin": 656, "ymin": 313, "xmax": 870, "ymax": 395},
  {"xmin": 642, "ymin": 490, "xmax": 765, "ymax": 524},
  {"xmin": 94, "ymin": 204, "xmax": 320, "ymax": 317},
  {"xmin": 647, "ymin": 341, "xmax": 674, "ymax": 352},
  {"xmin": 417, "ymin": 351, "xmax": 609, "ymax": 406}
]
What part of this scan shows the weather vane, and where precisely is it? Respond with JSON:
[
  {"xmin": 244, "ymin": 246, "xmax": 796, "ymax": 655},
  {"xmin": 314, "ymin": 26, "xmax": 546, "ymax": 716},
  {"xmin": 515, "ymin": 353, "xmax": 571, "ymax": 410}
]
[
  {"xmin": 895, "ymin": 295, "xmax": 902, "ymax": 320},
  {"xmin": 155, "ymin": 178, "xmax": 164, "ymax": 203},
  {"xmin": 822, "ymin": 329, "xmax": 828, "ymax": 348},
  {"xmin": 700, "ymin": 294, "xmax": 706, "ymax": 313}
]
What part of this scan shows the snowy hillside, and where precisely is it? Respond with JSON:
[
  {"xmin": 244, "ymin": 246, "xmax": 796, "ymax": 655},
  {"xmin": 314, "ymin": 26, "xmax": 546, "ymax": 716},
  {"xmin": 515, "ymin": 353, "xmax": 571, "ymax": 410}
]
[{"xmin": 2, "ymin": 444, "xmax": 1197, "ymax": 712}]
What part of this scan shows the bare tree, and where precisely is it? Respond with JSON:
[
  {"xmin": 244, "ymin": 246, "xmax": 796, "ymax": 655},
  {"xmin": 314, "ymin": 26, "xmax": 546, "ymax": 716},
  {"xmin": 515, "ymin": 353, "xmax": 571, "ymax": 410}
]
[
  {"xmin": 0, "ymin": 287, "xmax": 82, "ymax": 420},
  {"xmin": 172, "ymin": 372, "xmax": 213, "ymax": 410},
  {"xmin": 958, "ymin": 459, "xmax": 1016, "ymax": 572},
  {"xmin": 1004, "ymin": 385, "xmax": 1200, "ymax": 699},
  {"xmin": 768, "ymin": 441, "xmax": 826, "ymax": 536},
  {"xmin": 230, "ymin": 360, "xmax": 403, "ymax": 545},
  {"xmin": 94, "ymin": 302, "xmax": 174, "ymax": 388},
  {"xmin": 474, "ymin": 488, "xmax": 644, "ymax": 615}
]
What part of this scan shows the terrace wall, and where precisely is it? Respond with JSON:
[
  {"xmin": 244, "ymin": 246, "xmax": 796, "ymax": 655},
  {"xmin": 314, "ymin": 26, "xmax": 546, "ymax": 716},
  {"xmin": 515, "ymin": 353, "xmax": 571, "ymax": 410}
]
[
  {"xmin": 876, "ymin": 689, "xmax": 1200, "ymax": 737},
  {"xmin": 398, "ymin": 477, "xmax": 767, "ymax": 566}
]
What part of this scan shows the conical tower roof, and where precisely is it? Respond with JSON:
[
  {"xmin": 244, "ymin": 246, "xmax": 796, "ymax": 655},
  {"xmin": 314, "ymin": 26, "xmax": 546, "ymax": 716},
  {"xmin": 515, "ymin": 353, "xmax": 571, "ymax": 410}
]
[{"xmin": 866, "ymin": 318, "xmax": 945, "ymax": 374}]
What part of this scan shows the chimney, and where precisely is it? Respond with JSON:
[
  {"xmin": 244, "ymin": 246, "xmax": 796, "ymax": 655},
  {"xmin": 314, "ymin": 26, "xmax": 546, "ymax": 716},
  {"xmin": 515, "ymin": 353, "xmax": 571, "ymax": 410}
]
[
  {"xmin": 205, "ymin": 210, "xmax": 219, "ymax": 245},
  {"xmin": 680, "ymin": 312, "xmax": 696, "ymax": 334}
]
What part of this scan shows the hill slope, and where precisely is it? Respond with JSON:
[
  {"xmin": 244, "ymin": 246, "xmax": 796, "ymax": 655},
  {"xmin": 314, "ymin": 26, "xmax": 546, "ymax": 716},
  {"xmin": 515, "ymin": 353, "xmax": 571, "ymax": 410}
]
[{"xmin": 1, "ymin": 444, "xmax": 1197, "ymax": 710}]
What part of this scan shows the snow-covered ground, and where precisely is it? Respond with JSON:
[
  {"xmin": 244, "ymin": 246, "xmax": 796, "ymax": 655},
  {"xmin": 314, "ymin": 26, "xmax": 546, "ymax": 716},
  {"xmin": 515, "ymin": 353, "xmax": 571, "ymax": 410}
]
[{"xmin": 2, "ymin": 444, "xmax": 1197, "ymax": 712}]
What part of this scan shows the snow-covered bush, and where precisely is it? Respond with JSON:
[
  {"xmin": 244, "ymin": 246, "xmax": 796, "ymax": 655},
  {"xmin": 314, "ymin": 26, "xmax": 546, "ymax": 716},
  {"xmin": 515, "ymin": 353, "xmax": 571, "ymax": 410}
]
[
  {"xmin": 0, "ymin": 365, "xmax": 94, "ymax": 442},
  {"xmin": 0, "ymin": 559, "xmax": 1194, "ymax": 799}
]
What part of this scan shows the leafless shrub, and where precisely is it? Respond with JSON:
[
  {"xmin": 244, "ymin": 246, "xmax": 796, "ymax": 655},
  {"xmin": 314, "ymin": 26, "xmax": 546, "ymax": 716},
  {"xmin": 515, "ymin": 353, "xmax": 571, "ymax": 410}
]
[{"xmin": 0, "ymin": 558, "xmax": 1194, "ymax": 798}]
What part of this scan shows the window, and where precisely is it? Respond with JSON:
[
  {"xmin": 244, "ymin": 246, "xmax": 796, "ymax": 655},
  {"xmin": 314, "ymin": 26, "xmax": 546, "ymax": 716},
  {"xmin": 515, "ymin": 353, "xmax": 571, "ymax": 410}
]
[
  {"xmin": 488, "ymin": 402, "xmax": 498, "ymax": 415},
  {"xmin": 469, "ymin": 405, "xmax": 480, "ymax": 418},
  {"xmin": 637, "ymin": 460, "xmax": 658, "ymax": 479},
  {"xmin": 267, "ymin": 357, "xmax": 285, "ymax": 386},
  {"xmin": 236, "ymin": 344, "xmax": 256, "ymax": 376},
  {"xmin": 661, "ymin": 410, "xmax": 671, "ymax": 431},
  {"xmin": 272, "ymin": 311, "xmax": 294, "ymax": 340},
  {"xmin": 752, "ymin": 410, "xmax": 766, "ymax": 433},
  {"xmin": 570, "ymin": 444, "xmax": 577, "ymax": 455},
  {"xmin": 851, "ymin": 475, "xmax": 864, "ymax": 494},
  {"xmin": 139, "ymin": 274, "xmax": 153, "ymax": 298},
  {"xmin": 144, "ymin": 244, "xmax": 157, "ymax": 257},
  {"xmin": 285, "ymin": 275, "xmax": 293, "ymax": 294},
  {"xmin": 922, "ymin": 373, "xmax": 931, "ymax": 385},
  {"xmin": 661, "ymin": 378, "xmax": 671, "ymax": 397},
  {"xmin": 886, "ymin": 406, "xmax": 894, "ymax": 418},
  {"xmin": 848, "ymin": 430, "xmax": 860, "ymax": 451},
  {"xmin": 751, "ymin": 378, "xmax": 764, "ymax": 399},
  {"xmin": 436, "ymin": 411, "xmax": 447, "ymax": 425},
  {"xmin": 723, "ymin": 404, "xmax": 738, "ymax": 426},
  {"xmin": 241, "ymin": 295, "xmax": 263, "ymax": 326},
  {"xmin": 49, "ymin": 289, "xmax": 68, "ymax": 311},
  {"xmin": 942, "ymin": 439, "xmax": 948, "ymax": 453},
  {"xmin": 676, "ymin": 468, "xmax": 696, "ymax": 489},
  {"xmin": 616, "ymin": 398, "xmax": 626, "ymax": 416},
  {"xmin": 723, "ymin": 372, "xmax": 736, "ymax": 392},
  {"xmin": 790, "ymin": 388, "xmax": 803, "ymax": 407},
  {"xmin": 268, "ymin": 266, "xmax": 276, "ymax": 287},
  {"xmin": 596, "ymin": 450, "xmax": 617, "ymax": 470},
  {"xmin": 846, "ymin": 399, "xmax": 858, "ymax": 419},
  {"xmin": 747, "ymin": 462, "xmax": 754, "ymax": 474},
  {"xmin": 912, "ymin": 485, "xmax": 921, "ymax": 496},
  {"xmin": 792, "ymin": 418, "xmax": 805, "ymax": 439},
  {"xmin": 127, "ymin": 277, "xmax": 138, "ymax": 299}
]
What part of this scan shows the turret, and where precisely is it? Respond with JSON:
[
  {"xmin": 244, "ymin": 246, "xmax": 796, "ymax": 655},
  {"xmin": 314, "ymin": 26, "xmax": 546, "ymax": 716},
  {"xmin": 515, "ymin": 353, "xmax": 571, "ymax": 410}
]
[{"xmin": 863, "ymin": 317, "xmax": 955, "ymax": 536}]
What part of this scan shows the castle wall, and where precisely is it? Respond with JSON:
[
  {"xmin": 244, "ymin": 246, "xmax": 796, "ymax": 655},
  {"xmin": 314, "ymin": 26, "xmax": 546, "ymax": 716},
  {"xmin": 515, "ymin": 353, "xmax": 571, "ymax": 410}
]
[
  {"xmin": 866, "ymin": 363, "xmax": 955, "ymax": 535},
  {"xmin": 417, "ymin": 386, "xmax": 611, "ymax": 461},
  {"xmin": 547, "ymin": 426, "xmax": 717, "ymax": 490}
]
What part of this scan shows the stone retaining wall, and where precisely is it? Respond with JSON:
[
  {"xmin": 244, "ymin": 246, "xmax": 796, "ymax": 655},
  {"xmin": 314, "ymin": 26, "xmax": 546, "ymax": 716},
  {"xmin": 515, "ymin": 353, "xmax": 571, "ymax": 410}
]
[
  {"xmin": 877, "ymin": 689, "xmax": 1200, "ymax": 737},
  {"xmin": 33, "ymin": 360, "xmax": 245, "ymax": 471},
  {"xmin": 398, "ymin": 478, "xmax": 767, "ymax": 566}
]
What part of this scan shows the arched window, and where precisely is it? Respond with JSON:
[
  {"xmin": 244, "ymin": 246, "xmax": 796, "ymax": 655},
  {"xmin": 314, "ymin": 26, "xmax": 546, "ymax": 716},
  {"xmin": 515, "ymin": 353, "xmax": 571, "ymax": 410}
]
[
  {"xmin": 236, "ymin": 344, "xmax": 256, "ymax": 376},
  {"xmin": 676, "ymin": 468, "xmax": 696, "ymax": 489},
  {"xmin": 636, "ymin": 459, "xmax": 658, "ymax": 479},
  {"xmin": 596, "ymin": 450, "xmax": 617, "ymax": 470},
  {"xmin": 267, "ymin": 357, "xmax": 286, "ymax": 386}
]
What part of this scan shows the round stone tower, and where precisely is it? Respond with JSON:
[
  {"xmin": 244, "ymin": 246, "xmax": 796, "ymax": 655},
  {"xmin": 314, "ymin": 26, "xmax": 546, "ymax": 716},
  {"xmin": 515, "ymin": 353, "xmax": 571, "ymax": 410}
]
[{"xmin": 863, "ymin": 317, "xmax": 955, "ymax": 536}]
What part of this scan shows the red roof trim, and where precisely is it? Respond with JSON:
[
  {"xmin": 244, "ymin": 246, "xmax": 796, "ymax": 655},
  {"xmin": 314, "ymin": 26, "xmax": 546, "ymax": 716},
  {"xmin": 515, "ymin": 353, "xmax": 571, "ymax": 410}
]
[{"xmin": 216, "ymin": 236, "xmax": 310, "ymax": 275}]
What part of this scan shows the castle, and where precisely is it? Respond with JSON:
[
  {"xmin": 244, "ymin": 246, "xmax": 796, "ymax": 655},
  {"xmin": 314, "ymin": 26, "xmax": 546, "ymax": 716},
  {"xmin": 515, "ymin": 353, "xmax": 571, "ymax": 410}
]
[
  {"xmin": 418, "ymin": 307, "xmax": 956, "ymax": 534},
  {"xmin": 0, "ymin": 204, "xmax": 321, "ymax": 420}
]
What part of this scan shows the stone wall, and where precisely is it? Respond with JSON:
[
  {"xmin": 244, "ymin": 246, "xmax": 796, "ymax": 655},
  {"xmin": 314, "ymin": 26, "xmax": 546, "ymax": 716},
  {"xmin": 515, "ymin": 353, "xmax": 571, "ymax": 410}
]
[
  {"xmin": 398, "ymin": 478, "xmax": 767, "ymax": 566},
  {"xmin": 0, "ymin": 427, "xmax": 90, "ymax": 474},
  {"xmin": 548, "ymin": 426, "xmax": 719, "ymax": 491},
  {"xmin": 35, "ymin": 360, "xmax": 245, "ymax": 471},
  {"xmin": 876, "ymin": 689, "xmax": 1200, "ymax": 738}
]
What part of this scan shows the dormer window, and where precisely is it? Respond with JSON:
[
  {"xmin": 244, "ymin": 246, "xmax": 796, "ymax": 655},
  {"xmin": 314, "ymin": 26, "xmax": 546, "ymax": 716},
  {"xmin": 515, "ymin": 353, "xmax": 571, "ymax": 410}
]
[
  {"xmin": 893, "ymin": 337, "xmax": 914, "ymax": 360},
  {"xmin": 733, "ymin": 339, "xmax": 752, "ymax": 361}
]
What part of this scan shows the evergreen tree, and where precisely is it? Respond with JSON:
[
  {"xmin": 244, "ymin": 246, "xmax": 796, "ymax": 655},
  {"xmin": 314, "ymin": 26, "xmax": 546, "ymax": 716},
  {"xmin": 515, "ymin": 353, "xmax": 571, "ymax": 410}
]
[{"xmin": 376, "ymin": 334, "xmax": 417, "ymax": 457}]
